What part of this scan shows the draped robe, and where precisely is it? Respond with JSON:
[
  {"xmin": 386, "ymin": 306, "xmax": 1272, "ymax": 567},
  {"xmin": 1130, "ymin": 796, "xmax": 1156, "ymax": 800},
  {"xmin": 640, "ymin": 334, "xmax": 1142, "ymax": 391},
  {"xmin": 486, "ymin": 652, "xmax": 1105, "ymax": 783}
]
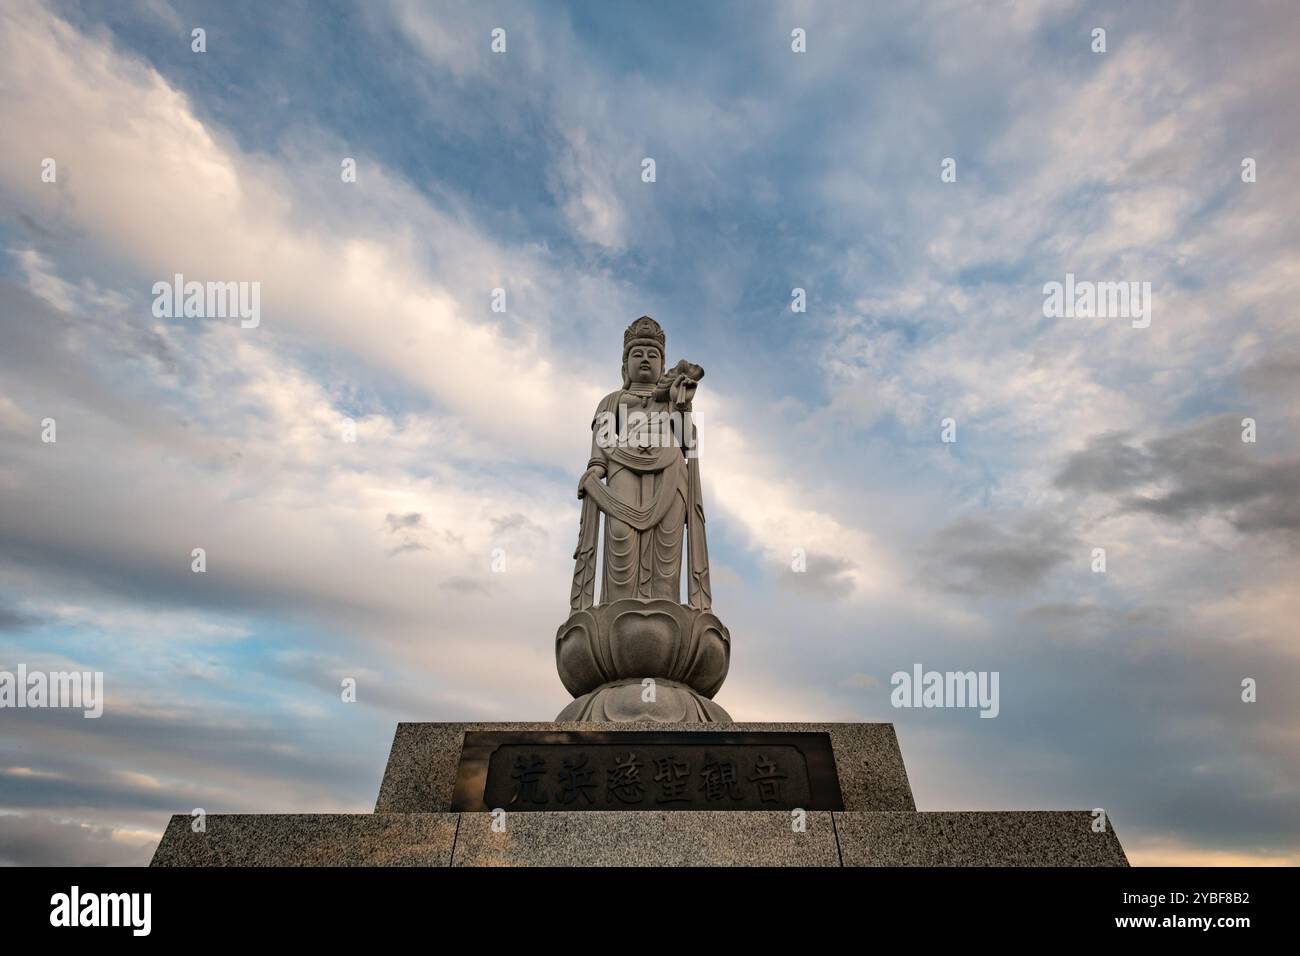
[{"xmin": 570, "ymin": 389, "xmax": 712, "ymax": 610}]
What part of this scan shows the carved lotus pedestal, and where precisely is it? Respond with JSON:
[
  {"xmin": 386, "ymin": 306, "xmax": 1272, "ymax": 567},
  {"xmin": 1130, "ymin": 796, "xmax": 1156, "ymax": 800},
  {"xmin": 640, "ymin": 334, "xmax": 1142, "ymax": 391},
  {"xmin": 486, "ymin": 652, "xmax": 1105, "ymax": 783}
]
[{"xmin": 554, "ymin": 599, "xmax": 731, "ymax": 722}]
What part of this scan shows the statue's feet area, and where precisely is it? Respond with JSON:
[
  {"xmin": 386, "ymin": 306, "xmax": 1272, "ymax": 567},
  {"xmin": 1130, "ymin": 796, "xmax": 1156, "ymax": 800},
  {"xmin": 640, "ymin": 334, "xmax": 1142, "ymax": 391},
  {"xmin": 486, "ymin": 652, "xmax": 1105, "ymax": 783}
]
[
  {"xmin": 555, "ymin": 677, "xmax": 732, "ymax": 722},
  {"xmin": 555, "ymin": 599, "xmax": 731, "ymax": 722}
]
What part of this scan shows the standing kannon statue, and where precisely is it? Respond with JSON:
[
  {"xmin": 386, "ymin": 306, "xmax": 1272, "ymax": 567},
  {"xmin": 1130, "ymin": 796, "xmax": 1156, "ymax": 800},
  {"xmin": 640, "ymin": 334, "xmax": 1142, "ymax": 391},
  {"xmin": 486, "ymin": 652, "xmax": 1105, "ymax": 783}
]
[{"xmin": 555, "ymin": 316, "xmax": 732, "ymax": 722}]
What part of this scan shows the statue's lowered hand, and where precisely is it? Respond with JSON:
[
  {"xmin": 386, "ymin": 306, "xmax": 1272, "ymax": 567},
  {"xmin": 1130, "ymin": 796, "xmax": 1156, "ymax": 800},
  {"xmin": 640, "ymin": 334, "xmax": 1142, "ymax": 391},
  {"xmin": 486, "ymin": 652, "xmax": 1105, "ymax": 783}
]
[
  {"xmin": 577, "ymin": 464, "xmax": 606, "ymax": 499},
  {"xmin": 654, "ymin": 359, "xmax": 704, "ymax": 408}
]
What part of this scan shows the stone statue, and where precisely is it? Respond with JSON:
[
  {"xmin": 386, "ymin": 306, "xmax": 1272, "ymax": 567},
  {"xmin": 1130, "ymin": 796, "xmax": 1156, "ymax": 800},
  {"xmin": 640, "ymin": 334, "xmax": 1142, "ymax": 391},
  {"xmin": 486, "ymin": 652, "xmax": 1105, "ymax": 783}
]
[{"xmin": 555, "ymin": 316, "xmax": 732, "ymax": 722}]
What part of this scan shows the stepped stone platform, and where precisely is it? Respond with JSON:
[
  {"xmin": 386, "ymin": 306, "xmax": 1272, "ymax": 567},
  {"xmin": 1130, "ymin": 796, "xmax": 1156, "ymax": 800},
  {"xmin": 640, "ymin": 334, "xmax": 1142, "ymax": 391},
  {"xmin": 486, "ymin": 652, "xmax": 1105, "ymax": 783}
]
[
  {"xmin": 375, "ymin": 721, "xmax": 915, "ymax": 813},
  {"xmin": 151, "ymin": 721, "xmax": 1128, "ymax": 867}
]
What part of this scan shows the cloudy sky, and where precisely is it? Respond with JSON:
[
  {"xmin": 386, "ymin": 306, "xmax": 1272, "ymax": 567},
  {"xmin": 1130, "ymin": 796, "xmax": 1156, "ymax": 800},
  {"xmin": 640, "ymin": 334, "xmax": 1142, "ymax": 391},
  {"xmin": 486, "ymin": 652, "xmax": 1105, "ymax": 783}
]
[{"xmin": 1, "ymin": 0, "xmax": 1297, "ymax": 866}]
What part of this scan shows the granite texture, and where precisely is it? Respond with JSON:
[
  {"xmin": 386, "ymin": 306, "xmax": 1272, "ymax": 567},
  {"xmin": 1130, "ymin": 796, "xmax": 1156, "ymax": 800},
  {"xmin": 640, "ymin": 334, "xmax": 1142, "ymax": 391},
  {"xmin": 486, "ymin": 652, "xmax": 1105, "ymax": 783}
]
[
  {"xmin": 834, "ymin": 811, "xmax": 1129, "ymax": 866},
  {"xmin": 147, "ymin": 725, "xmax": 1131, "ymax": 867},
  {"xmin": 452, "ymin": 810, "xmax": 840, "ymax": 867},
  {"xmin": 375, "ymin": 721, "xmax": 914, "ymax": 813},
  {"xmin": 149, "ymin": 809, "xmax": 1127, "ymax": 867},
  {"xmin": 150, "ymin": 813, "xmax": 458, "ymax": 867}
]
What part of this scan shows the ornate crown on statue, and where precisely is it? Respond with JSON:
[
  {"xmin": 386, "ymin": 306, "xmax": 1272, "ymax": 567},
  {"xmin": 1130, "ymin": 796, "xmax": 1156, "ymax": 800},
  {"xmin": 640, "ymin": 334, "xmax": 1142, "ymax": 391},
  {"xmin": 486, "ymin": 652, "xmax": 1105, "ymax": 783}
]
[{"xmin": 623, "ymin": 315, "xmax": 665, "ymax": 352}]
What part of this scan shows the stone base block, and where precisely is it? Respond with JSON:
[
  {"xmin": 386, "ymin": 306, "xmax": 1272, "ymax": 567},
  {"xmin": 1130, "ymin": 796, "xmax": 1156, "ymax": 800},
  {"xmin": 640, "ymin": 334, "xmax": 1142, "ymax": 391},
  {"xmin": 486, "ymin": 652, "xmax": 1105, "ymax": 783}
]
[
  {"xmin": 150, "ymin": 813, "xmax": 458, "ymax": 867},
  {"xmin": 149, "ymin": 809, "xmax": 1127, "ymax": 867},
  {"xmin": 834, "ymin": 811, "xmax": 1128, "ymax": 866},
  {"xmin": 375, "ymin": 721, "xmax": 915, "ymax": 813},
  {"xmin": 453, "ymin": 810, "xmax": 840, "ymax": 866},
  {"xmin": 148, "ymin": 723, "xmax": 1129, "ymax": 867}
]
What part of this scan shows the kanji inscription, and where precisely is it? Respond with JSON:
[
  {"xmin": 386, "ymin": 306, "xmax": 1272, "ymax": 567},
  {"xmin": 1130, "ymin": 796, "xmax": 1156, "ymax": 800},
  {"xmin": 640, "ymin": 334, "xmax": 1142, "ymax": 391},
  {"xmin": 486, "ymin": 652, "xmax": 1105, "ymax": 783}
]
[{"xmin": 452, "ymin": 731, "xmax": 844, "ymax": 812}]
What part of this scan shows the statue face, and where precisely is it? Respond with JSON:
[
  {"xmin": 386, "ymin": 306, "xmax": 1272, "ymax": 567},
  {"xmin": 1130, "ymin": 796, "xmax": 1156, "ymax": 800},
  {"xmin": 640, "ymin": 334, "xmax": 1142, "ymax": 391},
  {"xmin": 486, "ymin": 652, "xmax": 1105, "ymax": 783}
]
[{"xmin": 626, "ymin": 344, "xmax": 663, "ymax": 385}]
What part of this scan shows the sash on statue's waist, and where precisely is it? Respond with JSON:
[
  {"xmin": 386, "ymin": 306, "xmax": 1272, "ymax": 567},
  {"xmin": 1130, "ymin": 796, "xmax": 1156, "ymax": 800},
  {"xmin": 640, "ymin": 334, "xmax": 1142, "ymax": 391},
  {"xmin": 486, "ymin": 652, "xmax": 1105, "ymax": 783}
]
[
  {"xmin": 581, "ymin": 452, "xmax": 686, "ymax": 531},
  {"xmin": 602, "ymin": 441, "xmax": 681, "ymax": 474}
]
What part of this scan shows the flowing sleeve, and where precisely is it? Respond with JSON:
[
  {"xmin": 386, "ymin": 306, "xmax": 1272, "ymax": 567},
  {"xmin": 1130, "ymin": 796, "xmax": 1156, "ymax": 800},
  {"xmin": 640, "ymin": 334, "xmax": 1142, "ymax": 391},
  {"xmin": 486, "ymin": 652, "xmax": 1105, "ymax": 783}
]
[{"xmin": 587, "ymin": 392, "xmax": 619, "ymax": 470}]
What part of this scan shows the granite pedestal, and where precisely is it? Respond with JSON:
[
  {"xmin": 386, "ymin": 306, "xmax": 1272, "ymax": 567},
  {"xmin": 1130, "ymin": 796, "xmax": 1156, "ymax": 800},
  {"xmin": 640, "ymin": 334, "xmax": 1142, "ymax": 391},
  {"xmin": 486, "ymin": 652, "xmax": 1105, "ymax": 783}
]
[{"xmin": 151, "ymin": 721, "xmax": 1128, "ymax": 866}]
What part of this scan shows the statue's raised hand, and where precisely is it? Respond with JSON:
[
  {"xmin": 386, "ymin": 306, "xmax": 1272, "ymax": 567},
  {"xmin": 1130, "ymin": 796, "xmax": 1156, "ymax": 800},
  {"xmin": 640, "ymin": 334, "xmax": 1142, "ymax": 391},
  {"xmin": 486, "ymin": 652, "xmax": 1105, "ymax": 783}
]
[{"xmin": 654, "ymin": 359, "xmax": 704, "ymax": 409}]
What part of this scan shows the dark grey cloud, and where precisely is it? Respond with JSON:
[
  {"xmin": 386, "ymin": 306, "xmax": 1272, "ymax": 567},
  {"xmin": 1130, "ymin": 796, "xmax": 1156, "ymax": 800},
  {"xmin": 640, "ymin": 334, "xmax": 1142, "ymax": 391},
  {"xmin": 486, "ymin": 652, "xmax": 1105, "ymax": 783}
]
[
  {"xmin": 17, "ymin": 211, "xmax": 65, "ymax": 241},
  {"xmin": 1055, "ymin": 417, "xmax": 1300, "ymax": 539},
  {"xmin": 258, "ymin": 650, "xmax": 462, "ymax": 721},
  {"xmin": 0, "ymin": 764, "xmax": 194, "ymax": 815},
  {"xmin": 1023, "ymin": 601, "xmax": 1102, "ymax": 623},
  {"xmin": 1053, "ymin": 431, "xmax": 1152, "ymax": 495},
  {"xmin": 778, "ymin": 551, "xmax": 856, "ymax": 600},
  {"xmin": 384, "ymin": 512, "xmax": 425, "ymax": 532},
  {"xmin": 386, "ymin": 541, "xmax": 429, "ymax": 556},
  {"xmin": 384, "ymin": 513, "xmax": 467, "ymax": 556},
  {"xmin": 384, "ymin": 512, "xmax": 440, "ymax": 556},
  {"xmin": 0, "ymin": 280, "xmax": 183, "ymax": 385},
  {"xmin": 0, "ymin": 602, "xmax": 43, "ymax": 632},
  {"xmin": 921, "ymin": 512, "xmax": 1075, "ymax": 595},
  {"xmin": 491, "ymin": 512, "xmax": 545, "ymax": 537},
  {"xmin": 1240, "ymin": 354, "xmax": 1300, "ymax": 404},
  {"xmin": 0, "ymin": 526, "xmax": 380, "ymax": 626},
  {"xmin": 0, "ymin": 704, "xmax": 368, "ymax": 804},
  {"xmin": 1020, "ymin": 601, "xmax": 1175, "ymax": 642}
]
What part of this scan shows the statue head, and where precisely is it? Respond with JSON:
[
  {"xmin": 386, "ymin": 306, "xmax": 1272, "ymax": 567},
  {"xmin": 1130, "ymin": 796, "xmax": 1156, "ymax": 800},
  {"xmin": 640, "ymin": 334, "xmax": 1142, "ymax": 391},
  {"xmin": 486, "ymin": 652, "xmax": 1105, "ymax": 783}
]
[{"xmin": 621, "ymin": 315, "xmax": 665, "ymax": 388}]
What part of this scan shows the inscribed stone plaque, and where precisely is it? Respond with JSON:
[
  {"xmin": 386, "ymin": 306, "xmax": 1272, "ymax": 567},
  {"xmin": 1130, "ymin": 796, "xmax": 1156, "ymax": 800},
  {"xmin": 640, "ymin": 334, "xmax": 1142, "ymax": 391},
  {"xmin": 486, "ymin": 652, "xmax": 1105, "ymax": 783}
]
[{"xmin": 450, "ymin": 730, "xmax": 844, "ymax": 811}]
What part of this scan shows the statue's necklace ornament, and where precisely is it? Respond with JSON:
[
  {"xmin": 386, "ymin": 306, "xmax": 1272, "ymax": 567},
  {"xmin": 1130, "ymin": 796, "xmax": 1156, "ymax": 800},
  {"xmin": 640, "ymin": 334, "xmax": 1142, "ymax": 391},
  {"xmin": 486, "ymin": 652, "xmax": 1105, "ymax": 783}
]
[
  {"xmin": 627, "ymin": 382, "xmax": 653, "ymax": 409},
  {"xmin": 555, "ymin": 316, "xmax": 730, "ymax": 722}
]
